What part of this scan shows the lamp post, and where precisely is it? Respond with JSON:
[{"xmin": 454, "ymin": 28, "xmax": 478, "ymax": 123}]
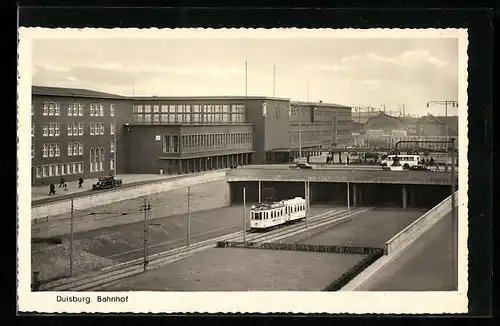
[{"xmin": 394, "ymin": 139, "xmax": 458, "ymax": 289}]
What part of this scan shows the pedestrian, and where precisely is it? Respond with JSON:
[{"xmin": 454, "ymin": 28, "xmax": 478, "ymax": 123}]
[
  {"xmin": 59, "ymin": 175, "xmax": 65, "ymax": 188},
  {"xmin": 78, "ymin": 177, "xmax": 84, "ymax": 188},
  {"xmin": 64, "ymin": 183, "xmax": 68, "ymax": 192},
  {"xmin": 347, "ymin": 157, "xmax": 350, "ymax": 165},
  {"xmin": 49, "ymin": 184, "xmax": 55, "ymax": 195}
]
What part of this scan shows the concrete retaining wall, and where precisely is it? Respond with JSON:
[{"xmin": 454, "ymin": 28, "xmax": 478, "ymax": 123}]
[
  {"xmin": 384, "ymin": 190, "xmax": 458, "ymax": 254},
  {"xmin": 32, "ymin": 170, "xmax": 227, "ymax": 220}
]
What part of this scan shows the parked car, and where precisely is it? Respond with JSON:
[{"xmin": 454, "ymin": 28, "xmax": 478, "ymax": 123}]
[
  {"xmin": 92, "ymin": 175, "xmax": 123, "ymax": 190},
  {"xmin": 410, "ymin": 164, "xmax": 429, "ymax": 171},
  {"xmin": 290, "ymin": 162, "xmax": 314, "ymax": 169}
]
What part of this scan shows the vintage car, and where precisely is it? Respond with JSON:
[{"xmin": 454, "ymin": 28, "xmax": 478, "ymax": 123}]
[
  {"xmin": 409, "ymin": 164, "xmax": 429, "ymax": 171},
  {"xmin": 289, "ymin": 162, "xmax": 314, "ymax": 169},
  {"xmin": 92, "ymin": 175, "xmax": 123, "ymax": 190}
]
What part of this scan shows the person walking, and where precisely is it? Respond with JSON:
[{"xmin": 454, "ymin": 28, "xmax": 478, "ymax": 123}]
[
  {"xmin": 59, "ymin": 175, "xmax": 65, "ymax": 188},
  {"xmin": 49, "ymin": 184, "xmax": 56, "ymax": 195},
  {"xmin": 78, "ymin": 177, "xmax": 84, "ymax": 188}
]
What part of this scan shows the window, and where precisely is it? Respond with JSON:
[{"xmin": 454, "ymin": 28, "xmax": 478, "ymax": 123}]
[
  {"xmin": 153, "ymin": 105, "xmax": 160, "ymax": 113},
  {"xmin": 42, "ymin": 165, "xmax": 47, "ymax": 177},
  {"xmin": 110, "ymin": 139, "xmax": 115, "ymax": 153},
  {"xmin": 78, "ymin": 142, "xmax": 83, "ymax": 155},
  {"xmin": 163, "ymin": 135, "xmax": 180, "ymax": 153},
  {"xmin": 161, "ymin": 105, "xmax": 168, "ymax": 113},
  {"xmin": 48, "ymin": 103, "xmax": 54, "ymax": 116},
  {"xmin": 42, "ymin": 103, "xmax": 48, "ymax": 116},
  {"xmin": 90, "ymin": 123, "xmax": 95, "ymax": 135},
  {"xmin": 78, "ymin": 104, "xmax": 83, "ymax": 116},
  {"xmin": 78, "ymin": 162, "xmax": 83, "ymax": 173},
  {"xmin": 161, "ymin": 114, "xmax": 168, "ymax": 123},
  {"xmin": 110, "ymin": 123, "xmax": 115, "ymax": 135},
  {"xmin": 42, "ymin": 124, "xmax": 48, "ymax": 136},
  {"xmin": 31, "ymin": 143, "xmax": 34, "ymax": 159},
  {"xmin": 99, "ymin": 147, "xmax": 104, "ymax": 171},
  {"xmin": 48, "ymin": 144, "xmax": 54, "ymax": 157},
  {"xmin": 78, "ymin": 123, "xmax": 84, "ymax": 135},
  {"xmin": 90, "ymin": 104, "xmax": 97, "ymax": 116},
  {"xmin": 145, "ymin": 105, "xmax": 152, "ymax": 113},
  {"xmin": 31, "ymin": 123, "xmax": 34, "ymax": 137},
  {"xmin": 110, "ymin": 104, "xmax": 115, "ymax": 116},
  {"xmin": 67, "ymin": 163, "xmax": 72, "ymax": 175},
  {"xmin": 153, "ymin": 114, "xmax": 160, "ymax": 123},
  {"xmin": 55, "ymin": 164, "xmax": 60, "ymax": 176},
  {"xmin": 48, "ymin": 165, "xmax": 54, "ymax": 177},
  {"xmin": 99, "ymin": 104, "xmax": 104, "ymax": 116},
  {"xmin": 36, "ymin": 166, "xmax": 41, "ymax": 178},
  {"xmin": 68, "ymin": 143, "xmax": 73, "ymax": 156},
  {"xmin": 110, "ymin": 158, "xmax": 115, "ymax": 171},
  {"xmin": 89, "ymin": 148, "xmax": 94, "ymax": 172},
  {"xmin": 67, "ymin": 124, "xmax": 73, "ymax": 136},
  {"xmin": 31, "ymin": 102, "xmax": 34, "ymax": 115},
  {"xmin": 48, "ymin": 123, "xmax": 55, "ymax": 136},
  {"xmin": 55, "ymin": 144, "xmax": 60, "ymax": 157}
]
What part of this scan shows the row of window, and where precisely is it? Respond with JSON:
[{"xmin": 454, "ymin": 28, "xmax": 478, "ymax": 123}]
[
  {"xmin": 35, "ymin": 162, "xmax": 84, "ymax": 178},
  {"xmin": 181, "ymin": 132, "xmax": 252, "ymax": 153},
  {"xmin": 38, "ymin": 102, "xmax": 115, "ymax": 117},
  {"xmin": 133, "ymin": 104, "xmax": 245, "ymax": 114},
  {"xmin": 133, "ymin": 112, "xmax": 245, "ymax": 124},
  {"xmin": 32, "ymin": 141, "xmax": 114, "ymax": 159},
  {"xmin": 289, "ymin": 130, "xmax": 323, "ymax": 144},
  {"xmin": 35, "ymin": 122, "xmax": 116, "ymax": 137},
  {"xmin": 251, "ymin": 203, "xmax": 305, "ymax": 220}
]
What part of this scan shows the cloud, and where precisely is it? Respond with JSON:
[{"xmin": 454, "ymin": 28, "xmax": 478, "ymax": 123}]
[{"xmin": 312, "ymin": 49, "xmax": 451, "ymax": 85}]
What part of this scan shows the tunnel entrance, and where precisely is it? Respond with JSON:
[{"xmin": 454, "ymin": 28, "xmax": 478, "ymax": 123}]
[{"xmin": 229, "ymin": 181, "xmax": 454, "ymax": 209}]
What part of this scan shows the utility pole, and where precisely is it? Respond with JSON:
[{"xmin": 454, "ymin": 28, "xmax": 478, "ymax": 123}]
[
  {"xmin": 141, "ymin": 198, "xmax": 151, "ymax": 273},
  {"xmin": 450, "ymin": 138, "xmax": 457, "ymax": 290},
  {"xmin": 298, "ymin": 103, "xmax": 302, "ymax": 158},
  {"xmin": 273, "ymin": 65, "xmax": 276, "ymax": 97},
  {"xmin": 307, "ymin": 79, "xmax": 310, "ymax": 102},
  {"xmin": 245, "ymin": 61, "xmax": 248, "ymax": 97},
  {"xmin": 186, "ymin": 186, "xmax": 191, "ymax": 247},
  {"xmin": 304, "ymin": 181, "xmax": 308, "ymax": 228},
  {"xmin": 69, "ymin": 197, "xmax": 74, "ymax": 277},
  {"xmin": 243, "ymin": 187, "xmax": 247, "ymax": 242}
]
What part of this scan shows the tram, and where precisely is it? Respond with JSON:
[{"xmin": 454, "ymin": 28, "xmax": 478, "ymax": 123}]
[{"xmin": 249, "ymin": 197, "xmax": 306, "ymax": 230}]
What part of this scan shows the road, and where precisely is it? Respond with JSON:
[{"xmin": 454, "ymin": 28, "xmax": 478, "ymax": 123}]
[
  {"xmin": 279, "ymin": 208, "xmax": 427, "ymax": 248},
  {"xmin": 357, "ymin": 212, "xmax": 454, "ymax": 291}
]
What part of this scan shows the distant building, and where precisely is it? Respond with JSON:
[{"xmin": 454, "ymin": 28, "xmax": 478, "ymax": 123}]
[
  {"xmin": 363, "ymin": 112, "xmax": 407, "ymax": 135},
  {"xmin": 416, "ymin": 114, "xmax": 458, "ymax": 137}
]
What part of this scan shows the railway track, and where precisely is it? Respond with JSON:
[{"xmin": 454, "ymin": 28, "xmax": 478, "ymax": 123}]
[{"xmin": 40, "ymin": 206, "xmax": 371, "ymax": 291}]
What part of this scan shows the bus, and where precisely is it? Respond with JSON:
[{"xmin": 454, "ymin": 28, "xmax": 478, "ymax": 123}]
[{"xmin": 380, "ymin": 154, "xmax": 421, "ymax": 169}]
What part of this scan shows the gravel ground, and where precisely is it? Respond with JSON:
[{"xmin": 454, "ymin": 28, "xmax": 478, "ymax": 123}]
[
  {"xmin": 98, "ymin": 247, "xmax": 367, "ymax": 291},
  {"xmin": 31, "ymin": 242, "xmax": 114, "ymax": 282}
]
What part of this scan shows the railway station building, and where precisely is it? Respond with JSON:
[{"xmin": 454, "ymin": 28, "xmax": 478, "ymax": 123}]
[{"xmin": 30, "ymin": 86, "xmax": 352, "ymax": 186}]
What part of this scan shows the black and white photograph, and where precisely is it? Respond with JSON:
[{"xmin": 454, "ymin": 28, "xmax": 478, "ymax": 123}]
[{"xmin": 18, "ymin": 28, "xmax": 468, "ymax": 314}]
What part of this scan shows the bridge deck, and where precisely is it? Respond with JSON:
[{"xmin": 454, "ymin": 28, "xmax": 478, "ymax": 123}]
[{"xmin": 227, "ymin": 168, "xmax": 456, "ymax": 185}]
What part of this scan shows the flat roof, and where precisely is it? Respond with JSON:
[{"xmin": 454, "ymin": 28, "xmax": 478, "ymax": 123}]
[
  {"xmin": 32, "ymin": 86, "xmax": 128, "ymax": 99},
  {"xmin": 290, "ymin": 101, "xmax": 352, "ymax": 109},
  {"xmin": 32, "ymin": 85, "xmax": 351, "ymax": 107},
  {"xmin": 130, "ymin": 96, "xmax": 291, "ymax": 101}
]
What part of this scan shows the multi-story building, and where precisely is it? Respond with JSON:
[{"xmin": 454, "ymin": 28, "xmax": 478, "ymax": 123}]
[
  {"xmin": 31, "ymin": 86, "xmax": 352, "ymax": 185},
  {"xmin": 124, "ymin": 97, "xmax": 256, "ymax": 174},
  {"xmin": 31, "ymin": 86, "xmax": 128, "ymax": 186}
]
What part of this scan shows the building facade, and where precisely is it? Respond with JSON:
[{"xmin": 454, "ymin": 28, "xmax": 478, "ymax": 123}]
[
  {"xmin": 31, "ymin": 86, "xmax": 128, "ymax": 187},
  {"xmin": 31, "ymin": 86, "xmax": 352, "ymax": 185}
]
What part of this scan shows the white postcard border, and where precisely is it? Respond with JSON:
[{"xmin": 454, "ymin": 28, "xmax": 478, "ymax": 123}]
[{"xmin": 18, "ymin": 28, "xmax": 469, "ymax": 314}]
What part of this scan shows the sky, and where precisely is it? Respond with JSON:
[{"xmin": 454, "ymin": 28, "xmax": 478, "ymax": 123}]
[{"xmin": 32, "ymin": 37, "xmax": 459, "ymax": 117}]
